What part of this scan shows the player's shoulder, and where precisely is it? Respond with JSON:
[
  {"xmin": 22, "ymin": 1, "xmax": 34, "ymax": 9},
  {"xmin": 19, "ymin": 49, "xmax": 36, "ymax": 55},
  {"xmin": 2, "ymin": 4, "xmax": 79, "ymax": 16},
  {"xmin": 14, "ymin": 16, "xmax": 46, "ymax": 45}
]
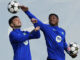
[
  {"xmin": 59, "ymin": 27, "xmax": 65, "ymax": 31},
  {"xmin": 9, "ymin": 31, "xmax": 15, "ymax": 40},
  {"xmin": 59, "ymin": 27, "xmax": 66, "ymax": 34},
  {"xmin": 45, "ymin": 24, "xmax": 51, "ymax": 26},
  {"xmin": 9, "ymin": 30, "xmax": 15, "ymax": 37}
]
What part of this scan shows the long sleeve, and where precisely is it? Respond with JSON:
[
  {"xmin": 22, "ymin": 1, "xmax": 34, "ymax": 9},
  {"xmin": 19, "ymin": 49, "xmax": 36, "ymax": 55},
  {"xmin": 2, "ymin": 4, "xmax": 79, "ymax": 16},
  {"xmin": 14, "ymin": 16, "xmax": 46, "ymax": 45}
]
[
  {"xmin": 63, "ymin": 31, "xmax": 69, "ymax": 54},
  {"xmin": 29, "ymin": 30, "xmax": 40, "ymax": 39},
  {"xmin": 9, "ymin": 32, "xmax": 29, "ymax": 42},
  {"xmin": 64, "ymin": 39, "xmax": 71, "ymax": 55},
  {"xmin": 64, "ymin": 38, "xmax": 68, "ymax": 51},
  {"xmin": 25, "ymin": 10, "xmax": 38, "ymax": 20},
  {"xmin": 25, "ymin": 10, "xmax": 47, "ymax": 31}
]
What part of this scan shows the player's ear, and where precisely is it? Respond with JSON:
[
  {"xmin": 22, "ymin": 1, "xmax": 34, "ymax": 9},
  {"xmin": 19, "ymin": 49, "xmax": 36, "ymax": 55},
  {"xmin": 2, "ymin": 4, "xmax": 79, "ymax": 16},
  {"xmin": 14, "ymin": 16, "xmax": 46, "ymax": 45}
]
[{"xmin": 10, "ymin": 23, "xmax": 14, "ymax": 27}]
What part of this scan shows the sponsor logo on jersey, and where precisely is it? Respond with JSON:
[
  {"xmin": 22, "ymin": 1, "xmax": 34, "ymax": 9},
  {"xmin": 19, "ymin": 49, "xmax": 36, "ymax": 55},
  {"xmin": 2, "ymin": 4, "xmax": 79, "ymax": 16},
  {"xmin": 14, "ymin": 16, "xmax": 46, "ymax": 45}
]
[{"xmin": 53, "ymin": 29, "xmax": 56, "ymax": 31}]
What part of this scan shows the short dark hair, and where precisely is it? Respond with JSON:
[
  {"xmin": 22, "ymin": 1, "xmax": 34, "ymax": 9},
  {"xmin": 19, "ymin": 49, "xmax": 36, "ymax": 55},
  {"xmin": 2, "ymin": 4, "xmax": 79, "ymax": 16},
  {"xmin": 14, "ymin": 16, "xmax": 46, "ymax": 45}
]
[
  {"xmin": 49, "ymin": 13, "xmax": 59, "ymax": 20},
  {"xmin": 9, "ymin": 16, "xmax": 18, "ymax": 25}
]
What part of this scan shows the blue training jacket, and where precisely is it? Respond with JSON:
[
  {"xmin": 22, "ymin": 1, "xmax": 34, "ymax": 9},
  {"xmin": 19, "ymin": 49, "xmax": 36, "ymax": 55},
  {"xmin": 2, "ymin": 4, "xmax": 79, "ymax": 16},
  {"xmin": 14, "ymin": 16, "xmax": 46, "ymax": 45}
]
[
  {"xmin": 9, "ymin": 29, "xmax": 40, "ymax": 60},
  {"xmin": 25, "ymin": 10, "xmax": 68, "ymax": 60}
]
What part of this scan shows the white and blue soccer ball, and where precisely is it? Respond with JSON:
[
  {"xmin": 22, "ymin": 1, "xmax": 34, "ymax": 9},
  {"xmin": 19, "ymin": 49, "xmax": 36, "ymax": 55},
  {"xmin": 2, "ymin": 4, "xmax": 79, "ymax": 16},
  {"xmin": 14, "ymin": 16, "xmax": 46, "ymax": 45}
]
[
  {"xmin": 8, "ymin": 0, "xmax": 20, "ymax": 14},
  {"xmin": 69, "ymin": 42, "xmax": 79, "ymax": 55}
]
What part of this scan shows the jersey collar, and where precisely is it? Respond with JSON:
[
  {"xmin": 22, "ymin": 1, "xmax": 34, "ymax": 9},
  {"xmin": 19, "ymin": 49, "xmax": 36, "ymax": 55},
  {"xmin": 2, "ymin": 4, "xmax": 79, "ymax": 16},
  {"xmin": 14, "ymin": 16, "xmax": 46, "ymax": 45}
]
[{"xmin": 13, "ymin": 29, "xmax": 21, "ymax": 31}]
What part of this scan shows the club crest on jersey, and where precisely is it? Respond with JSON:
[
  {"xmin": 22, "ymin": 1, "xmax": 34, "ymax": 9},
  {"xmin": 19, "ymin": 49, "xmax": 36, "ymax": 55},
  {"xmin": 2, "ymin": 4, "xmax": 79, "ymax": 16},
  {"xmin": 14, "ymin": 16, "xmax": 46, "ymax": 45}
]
[
  {"xmin": 61, "ymin": 32, "xmax": 64, "ymax": 35},
  {"xmin": 23, "ymin": 33, "xmax": 27, "ymax": 35},
  {"xmin": 56, "ymin": 35, "xmax": 62, "ymax": 43},
  {"xmin": 24, "ymin": 41, "xmax": 28, "ymax": 45}
]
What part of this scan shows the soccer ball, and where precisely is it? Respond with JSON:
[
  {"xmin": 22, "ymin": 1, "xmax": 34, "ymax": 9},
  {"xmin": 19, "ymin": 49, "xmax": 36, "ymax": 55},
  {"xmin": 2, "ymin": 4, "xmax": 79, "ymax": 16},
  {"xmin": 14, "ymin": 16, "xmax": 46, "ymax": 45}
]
[
  {"xmin": 8, "ymin": 1, "xmax": 20, "ymax": 14},
  {"xmin": 69, "ymin": 42, "xmax": 79, "ymax": 55}
]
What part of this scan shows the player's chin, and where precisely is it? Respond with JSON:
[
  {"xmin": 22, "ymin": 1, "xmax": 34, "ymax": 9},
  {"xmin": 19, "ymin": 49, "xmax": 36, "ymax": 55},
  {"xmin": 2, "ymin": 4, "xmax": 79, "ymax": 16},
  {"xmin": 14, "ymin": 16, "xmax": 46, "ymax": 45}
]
[
  {"xmin": 50, "ymin": 22, "xmax": 57, "ymax": 26},
  {"xmin": 16, "ymin": 25, "xmax": 21, "ymax": 28},
  {"xmin": 19, "ymin": 25, "xmax": 21, "ymax": 27}
]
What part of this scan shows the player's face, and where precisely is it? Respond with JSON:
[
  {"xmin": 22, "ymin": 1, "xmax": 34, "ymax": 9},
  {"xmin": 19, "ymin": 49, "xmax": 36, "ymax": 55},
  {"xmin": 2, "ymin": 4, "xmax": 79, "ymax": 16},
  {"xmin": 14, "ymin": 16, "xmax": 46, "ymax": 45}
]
[
  {"xmin": 49, "ymin": 15, "xmax": 59, "ymax": 26},
  {"xmin": 11, "ymin": 17, "xmax": 22, "ymax": 28}
]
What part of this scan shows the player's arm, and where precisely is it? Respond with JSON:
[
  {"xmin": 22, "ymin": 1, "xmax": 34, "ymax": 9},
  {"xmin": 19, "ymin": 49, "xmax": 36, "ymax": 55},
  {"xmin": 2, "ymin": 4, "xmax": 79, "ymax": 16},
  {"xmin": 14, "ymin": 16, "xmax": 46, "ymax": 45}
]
[
  {"xmin": 64, "ymin": 39, "xmax": 73, "ymax": 56},
  {"xmin": 63, "ymin": 31, "xmax": 70, "ymax": 53},
  {"xmin": 64, "ymin": 33, "xmax": 77, "ymax": 58},
  {"xmin": 20, "ymin": 6, "xmax": 39, "ymax": 20},
  {"xmin": 64, "ymin": 40, "xmax": 77, "ymax": 58},
  {"xmin": 64, "ymin": 38, "xmax": 69, "ymax": 52},
  {"xmin": 28, "ymin": 26, "xmax": 40, "ymax": 39},
  {"xmin": 20, "ymin": 6, "xmax": 47, "ymax": 31},
  {"xmin": 9, "ymin": 32, "xmax": 29, "ymax": 42}
]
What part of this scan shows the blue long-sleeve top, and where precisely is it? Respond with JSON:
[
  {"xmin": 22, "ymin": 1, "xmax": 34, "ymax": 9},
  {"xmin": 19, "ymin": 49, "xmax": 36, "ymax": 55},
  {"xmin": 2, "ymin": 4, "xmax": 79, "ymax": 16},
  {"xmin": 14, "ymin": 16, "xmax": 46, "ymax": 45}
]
[
  {"xmin": 25, "ymin": 10, "xmax": 68, "ymax": 60},
  {"xmin": 9, "ymin": 29, "xmax": 40, "ymax": 60}
]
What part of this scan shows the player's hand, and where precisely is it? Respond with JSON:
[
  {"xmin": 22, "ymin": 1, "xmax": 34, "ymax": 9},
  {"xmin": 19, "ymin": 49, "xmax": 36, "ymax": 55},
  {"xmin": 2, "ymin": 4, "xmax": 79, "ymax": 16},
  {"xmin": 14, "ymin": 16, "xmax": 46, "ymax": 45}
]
[
  {"xmin": 31, "ymin": 18, "xmax": 37, "ymax": 23},
  {"xmin": 67, "ymin": 47, "xmax": 71, "ymax": 51},
  {"xmin": 34, "ymin": 26, "xmax": 40, "ymax": 31},
  {"xmin": 70, "ymin": 54, "xmax": 77, "ymax": 58},
  {"xmin": 20, "ymin": 5, "xmax": 28, "ymax": 12},
  {"xmin": 67, "ymin": 47, "xmax": 77, "ymax": 58}
]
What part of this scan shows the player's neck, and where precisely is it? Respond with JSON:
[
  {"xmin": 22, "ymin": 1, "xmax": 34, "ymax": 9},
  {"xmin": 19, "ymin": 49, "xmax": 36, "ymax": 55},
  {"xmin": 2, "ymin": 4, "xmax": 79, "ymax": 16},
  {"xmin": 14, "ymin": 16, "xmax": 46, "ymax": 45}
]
[
  {"xmin": 50, "ymin": 24, "xmax": 58, "ymax": 26},
  {"xmin": 13, "ymin": 27, "xmax": 20, "ymax": 30}
]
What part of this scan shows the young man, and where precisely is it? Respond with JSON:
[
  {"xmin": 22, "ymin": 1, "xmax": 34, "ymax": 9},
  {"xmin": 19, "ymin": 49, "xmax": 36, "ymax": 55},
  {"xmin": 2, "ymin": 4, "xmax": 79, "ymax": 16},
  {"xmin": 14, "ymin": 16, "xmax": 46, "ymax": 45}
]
[
  {"xmin": 20, "ymin": 6, "xmax": 76, "ymax": 60},
  {"xmin": 9, "ymin": 16, "xmax": 40, "ymax": 60}
]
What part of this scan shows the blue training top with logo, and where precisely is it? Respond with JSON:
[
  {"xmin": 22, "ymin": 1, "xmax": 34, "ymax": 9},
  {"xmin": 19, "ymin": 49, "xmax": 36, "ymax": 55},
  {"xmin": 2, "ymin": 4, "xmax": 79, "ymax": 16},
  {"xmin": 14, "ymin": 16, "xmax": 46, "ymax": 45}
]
[
  {"xmin": 25, "ymin": 10, "xmax": 68, "ymax": 60},
  {"xmin": 9, "ymin": 29, "xmax": 40, "ymax": 60}
]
